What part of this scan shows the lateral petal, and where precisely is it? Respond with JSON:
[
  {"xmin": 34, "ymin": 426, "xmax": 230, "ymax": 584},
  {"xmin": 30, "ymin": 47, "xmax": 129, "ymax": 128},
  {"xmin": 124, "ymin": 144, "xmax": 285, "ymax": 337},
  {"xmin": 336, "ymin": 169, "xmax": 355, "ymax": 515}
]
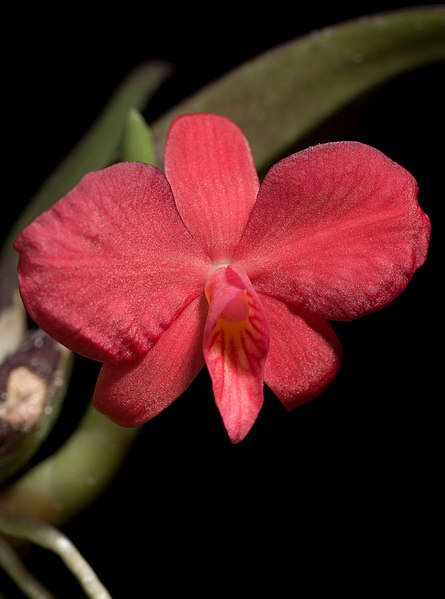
[
  {"xmin": 15, "ymin": 163, "xmax": 210, "ymax": 363},
  {"xmin": 164, "ymin": 114, "xmax": 259, "ymax": 262},
  {"xmin": 94, "ymin": 295, "xmax": 206, "ymax": 426},
  {"xmin": 261, "ymin": 295, "xmax": 341, "ymax": 409},
  {"xmin": 235, "ymin": 142, "xmax": 430, "ymax": 320},
  {"xmin": 203, "ymin": 266, "xmax": 269, "ymax": 443}
]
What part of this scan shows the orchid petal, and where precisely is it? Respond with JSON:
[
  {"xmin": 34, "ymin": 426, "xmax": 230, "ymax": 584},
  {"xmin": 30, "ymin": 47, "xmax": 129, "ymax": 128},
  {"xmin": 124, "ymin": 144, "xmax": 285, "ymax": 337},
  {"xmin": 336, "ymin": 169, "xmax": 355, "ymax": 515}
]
[
  {"xmin": 164, "ymin": 114, "xmax": 259, "ymax": 262},
  {"xmin": 261, "ymin": 296, "xmax": 341, "ymax": 409},
  {"xmin": 94, "ymin": 295, "xmax": 206, "ymax": 426},
  {"xmin": 203, "ymin": 265, "xmax": 269, "ymax": 443},
  {"xmin": 235, "ymin": 142, "xmax": 430, "ymax": 320},
  {"xmin": 15, "ymin": 163, "xmax": 209, "ymax": 363}
]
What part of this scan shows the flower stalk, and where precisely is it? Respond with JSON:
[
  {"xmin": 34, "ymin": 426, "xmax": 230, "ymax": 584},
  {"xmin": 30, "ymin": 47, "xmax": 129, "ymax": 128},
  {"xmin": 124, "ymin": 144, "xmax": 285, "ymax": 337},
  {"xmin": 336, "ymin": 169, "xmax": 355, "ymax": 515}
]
[{"xmin": 0, "ymin": 403, "xmax": 140, "ymax": 524}]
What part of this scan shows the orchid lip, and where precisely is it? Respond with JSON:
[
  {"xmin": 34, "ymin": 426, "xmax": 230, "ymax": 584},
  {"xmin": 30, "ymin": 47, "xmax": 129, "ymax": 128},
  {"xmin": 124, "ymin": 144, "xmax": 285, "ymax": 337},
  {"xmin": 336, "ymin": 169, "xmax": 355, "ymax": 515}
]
[
  {"xmin": 203, "ymin": 264, "xmax": 270, "ymax": 442},
  {"xmin": 220, "ymin": 290, "xmax": 249, "ymax": 321}
]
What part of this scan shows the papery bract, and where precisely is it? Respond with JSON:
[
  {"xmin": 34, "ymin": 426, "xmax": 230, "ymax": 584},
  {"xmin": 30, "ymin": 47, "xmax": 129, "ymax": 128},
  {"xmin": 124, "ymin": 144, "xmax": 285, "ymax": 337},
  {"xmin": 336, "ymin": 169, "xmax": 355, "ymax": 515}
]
[{"xmin": 15, "ymin": 114, "xmax": 430, "ymax": 442}]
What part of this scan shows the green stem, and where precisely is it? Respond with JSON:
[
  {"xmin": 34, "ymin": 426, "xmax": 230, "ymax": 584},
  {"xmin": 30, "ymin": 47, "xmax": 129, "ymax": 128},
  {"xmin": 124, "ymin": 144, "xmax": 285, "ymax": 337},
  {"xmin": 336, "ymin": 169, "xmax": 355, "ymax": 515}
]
[
  {"xmin": 0, "ymin": 534, "xmax": 55, "ymax": 599},
  {"xmin": 0, "ymin": 512, "xmax": 111, "ymax": 599},
  {"xmin": 0, "ymin": 403, "xmax": 140, "ymax": 525}
]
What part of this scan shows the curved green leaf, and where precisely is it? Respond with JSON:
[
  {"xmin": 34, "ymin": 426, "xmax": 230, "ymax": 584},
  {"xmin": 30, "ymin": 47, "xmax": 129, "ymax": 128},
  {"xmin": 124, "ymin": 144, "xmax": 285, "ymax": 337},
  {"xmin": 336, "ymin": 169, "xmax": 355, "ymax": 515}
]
[
  {"xmin": 0, "ymin": 61, "xmax": 171, "ymax": 361},
  {"xmin": 153, "ymin": 8, "xmax": 445, "ymax": 170},
  {"xmin": 0, "ymin": 61, "xmax": 171, "ymax": 316},
  {"xmin": 5, "ymin": 62, "xmax": 170, "ymax": 251}
]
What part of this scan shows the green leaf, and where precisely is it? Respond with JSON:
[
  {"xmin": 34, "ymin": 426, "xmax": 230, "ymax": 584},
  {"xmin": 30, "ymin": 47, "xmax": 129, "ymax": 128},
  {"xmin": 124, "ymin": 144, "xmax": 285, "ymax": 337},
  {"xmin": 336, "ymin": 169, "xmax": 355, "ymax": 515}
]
[
  {"xmin": 0, "ymin": 61, "xmax": 171, "ymax": 357},
  {"xmin": 5, "ymin": 61, "xmax": 170, "ymax": 250},
  {"xmin": 1, "ymin": 61, "xmax": 171, "ymax": 300},
  {"xmin": 122, "ymin": 109, "xmax": 156, "ymax": 164},
  {"xmin": 153, "ymin": 7, "xmax": 445, "ymax": 171}
]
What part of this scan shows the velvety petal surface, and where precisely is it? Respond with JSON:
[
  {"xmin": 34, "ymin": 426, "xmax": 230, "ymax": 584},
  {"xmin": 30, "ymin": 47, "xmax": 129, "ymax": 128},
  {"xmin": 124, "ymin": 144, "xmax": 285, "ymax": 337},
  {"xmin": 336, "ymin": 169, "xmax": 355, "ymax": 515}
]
[
  {"xmin": 261, "ymin": 296, "xmax": 341, "ymax": 409},
  {"xmin": 15, "ymin": 163, "xmax": 210, "ymax": 363},
  {"xmin": 203, "ymin": 266, "xmax": 269, "ymax": 443},
  {"xmin": 164, "ymin": 114, "xmax": 259, "ymax": 262},
  {"xmin": 234, "ymin": 142, "xmax": 430, "ymax": 320},
  {"xmin": 94, "ymin": 295, "xmax": 207, "ymax": 426}
]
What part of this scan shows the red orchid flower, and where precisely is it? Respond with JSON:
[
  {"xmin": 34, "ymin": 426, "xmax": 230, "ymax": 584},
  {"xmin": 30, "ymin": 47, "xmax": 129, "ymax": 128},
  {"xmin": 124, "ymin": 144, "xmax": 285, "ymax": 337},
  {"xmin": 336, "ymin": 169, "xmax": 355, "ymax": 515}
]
[{"xmin": 14, "ymin": 114, "xmax": 430, "ymax": 443}]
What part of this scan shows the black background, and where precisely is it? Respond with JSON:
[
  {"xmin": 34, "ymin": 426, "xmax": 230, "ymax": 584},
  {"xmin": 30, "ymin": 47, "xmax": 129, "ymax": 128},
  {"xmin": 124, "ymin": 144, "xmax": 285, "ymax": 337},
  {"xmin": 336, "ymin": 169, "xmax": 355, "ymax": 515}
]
[{"xmin": 2, "ymin": 2, "xmax": 443, "ymax": 596}]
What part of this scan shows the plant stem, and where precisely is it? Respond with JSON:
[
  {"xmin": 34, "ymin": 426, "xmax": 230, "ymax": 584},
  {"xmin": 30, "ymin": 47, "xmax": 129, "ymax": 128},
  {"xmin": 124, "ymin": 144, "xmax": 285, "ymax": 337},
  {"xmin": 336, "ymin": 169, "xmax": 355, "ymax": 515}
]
[{"xmin": 0, "ymin": 403, "xmax": 140, "ymax": 525}]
